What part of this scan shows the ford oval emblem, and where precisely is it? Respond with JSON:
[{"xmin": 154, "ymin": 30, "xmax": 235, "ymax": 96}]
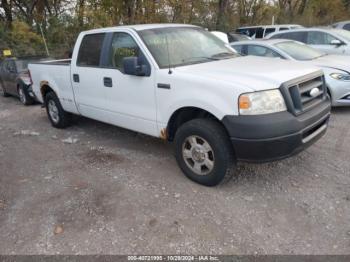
[{"xmin": 310, "ymin": 88, "xmax": 320, "ymax": 97}]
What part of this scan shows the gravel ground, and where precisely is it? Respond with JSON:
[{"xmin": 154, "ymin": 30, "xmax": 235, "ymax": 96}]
[{"xmin": 0, "ymin": 95, "xmax": 349, "ymax": 255}]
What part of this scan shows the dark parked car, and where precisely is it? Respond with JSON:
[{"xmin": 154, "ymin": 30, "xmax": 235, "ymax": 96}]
[{"xmin": 0, "ymin": 57, "xmax": 50, "ymax": 105}]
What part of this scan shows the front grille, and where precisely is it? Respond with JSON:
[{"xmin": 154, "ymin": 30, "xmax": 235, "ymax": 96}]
[{"xmin": 281, "ymin": 73, "xmax": 326, "ymax": 115}]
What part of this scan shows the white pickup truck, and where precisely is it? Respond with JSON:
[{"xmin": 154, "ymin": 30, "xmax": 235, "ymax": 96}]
[{"xmin": 29, "ymin": 24, "xmax": 331, "ymax": 186}]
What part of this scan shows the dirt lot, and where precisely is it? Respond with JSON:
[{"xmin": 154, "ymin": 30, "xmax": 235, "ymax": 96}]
[{"xmin": 0, "ymin": 95, "xmax": 349, "ymax": 255}]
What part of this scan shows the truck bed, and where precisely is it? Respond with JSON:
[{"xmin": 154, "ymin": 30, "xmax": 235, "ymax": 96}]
[{"xmin": 28, "ymin": 59, "xmax": 79, "ymax": 114}]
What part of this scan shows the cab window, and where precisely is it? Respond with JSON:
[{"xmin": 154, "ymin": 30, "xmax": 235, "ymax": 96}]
[
  {"xmin": 108, "ymin": 33, "xmax": 140, "ymax": 69},
  {"xmin": 255, "ymin": 28, "xmax": 264, "ymax": 38},
  {"xmin": 264, "ymin": 28, "xmax": 276, "ymax": 37},
  {"xmin": 77, "ymin": 33, "xmax": 105, "ymax": 67}
]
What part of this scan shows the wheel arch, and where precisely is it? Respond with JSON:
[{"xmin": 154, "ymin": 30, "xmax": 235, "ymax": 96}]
[
  {"xmin": 166, "ymin": 106, "xmax": 229, "ymax": 142},
  {"xmin": 40, "ymin": 82, "xmax": 56, "ymax": 102}
]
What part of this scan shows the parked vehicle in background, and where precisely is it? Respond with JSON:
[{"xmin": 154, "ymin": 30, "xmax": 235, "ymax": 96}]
[
  {"xmin": 236, "ymin": 24, "xmax": 303, "ymax": 39},
  {"xmin": 227, "ymin": 32, "xmax": 252, "ymax": 43},
  {"xmin": 0, "ymin": 57, "xmax": 50, "ymax": 105},
  {"xmin": 332, "ymin": 21, "xmax": 350, "ymax": 31},
  {"xmin": 211, "ymin": 31, "xmax": 251, "ymax": 44},
  {"xmin": 211, "ymin": 31, "xmax": 230, "ymax": 44},
  {"xmin": 29, "ymin": 24, "xmax": 330, "ymax": 186},
  {"xmin": 267, "ymin": 28, "xmax": 350, "ymax": 55},
  {"xmin": 231, "ymin": 39, "xmax": 350, "ymax": 107}
]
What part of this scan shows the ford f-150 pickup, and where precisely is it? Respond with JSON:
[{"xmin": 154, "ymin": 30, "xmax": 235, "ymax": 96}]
[{"xmin": 28, "ymin": 24, "xmax": 331, "ymax": 186}]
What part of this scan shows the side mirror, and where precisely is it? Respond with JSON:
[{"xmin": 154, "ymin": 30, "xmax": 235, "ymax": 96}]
[
  {"xmin": 123, "ymin": 57, "xmax": 148, "ymax": 76},
  {"xmin": 330, "ymin": 39, "xmax": 343, "ymax": 46}
]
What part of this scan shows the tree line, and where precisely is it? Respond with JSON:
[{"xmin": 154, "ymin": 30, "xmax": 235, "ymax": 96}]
[{"xmin": 1, "ymin": 0, "xmax": 350, "ymax": 58}]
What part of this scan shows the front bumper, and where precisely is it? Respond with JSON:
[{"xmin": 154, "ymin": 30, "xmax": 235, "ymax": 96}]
[{"xmin": 222, "ymin": 99, "xmax": 331, "ymax": 162}]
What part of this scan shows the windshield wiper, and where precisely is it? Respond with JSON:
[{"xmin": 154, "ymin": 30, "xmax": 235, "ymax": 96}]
[
  {"xmin": 182, "ymin": 56, "xmax": 220, "ymax": 63},
  {"xmin": 211, "ymin": 52, "xmax": 236, "ymax": 59}
]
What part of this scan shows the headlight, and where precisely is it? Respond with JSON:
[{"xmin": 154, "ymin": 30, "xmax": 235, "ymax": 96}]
[
  {"xmin": 239, "ymin": 89, "xmax": 287, "ymax": 115},
  {"xmin": 330, "ymin": 73, "xmax": 350, "ymax": 81}
]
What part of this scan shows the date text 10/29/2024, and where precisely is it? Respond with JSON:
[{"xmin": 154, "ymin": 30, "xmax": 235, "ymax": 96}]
[{"xmin": 127, "ymin": 256, "xmax": 220, "ymax": 261}]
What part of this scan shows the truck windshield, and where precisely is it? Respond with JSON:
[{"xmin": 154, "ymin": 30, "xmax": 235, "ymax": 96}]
[
  {"xmin": 274, "ymin": 41, "xmax": 326, "ymax": 61},
  {"xmin": 138, "ymin": 27, "xmax": 237, "ymax": 68}
]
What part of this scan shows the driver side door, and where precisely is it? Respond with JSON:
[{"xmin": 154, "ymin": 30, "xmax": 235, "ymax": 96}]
[{"xmin": 99, "ymin": 31, "xmax": 158, "ymax": 137}]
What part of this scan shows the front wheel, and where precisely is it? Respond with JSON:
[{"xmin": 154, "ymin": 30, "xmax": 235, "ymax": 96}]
[
  {"xmin": 174, "ymin": 118, "xmax": 236, "ymax": 186},
  {"xmin": 45, "ymin": 91, "xmax": 72, "ymax": 128}
]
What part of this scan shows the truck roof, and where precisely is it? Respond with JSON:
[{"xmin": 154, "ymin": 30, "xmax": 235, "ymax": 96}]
[{"xmin": 83, "ymin": 23, "xmax": 198, "ymax": 34}]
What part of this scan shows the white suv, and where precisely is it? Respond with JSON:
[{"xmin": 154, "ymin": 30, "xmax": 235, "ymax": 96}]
[
  {"xmin": 268, "ymin": 28, "xmax": 350, "ymax": 55},
  {"xmin": 236, "ymin": 24, "xmax": 303, "ymax": 39}
]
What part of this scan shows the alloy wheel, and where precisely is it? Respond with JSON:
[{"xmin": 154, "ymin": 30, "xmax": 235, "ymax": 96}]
[
  {"xmin": 18, "ymin": 88, "xmax": 26, "ymax": 104},
  {"xmin": 48, "ymin": 100, "xmax": 60, "ymax": 124},
  {"xmin": 182, "ymin": 135, "xmax": 215, "ymax": 176}
]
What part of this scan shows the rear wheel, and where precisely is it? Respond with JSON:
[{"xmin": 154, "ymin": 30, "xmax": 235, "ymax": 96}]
[
  {"xmin": 45, "ymin": 91, "xmax": 72, "ymax": 128},
  {"xmin": 18, "ymin": 85, "xmax": 33, "ymax": 105},
  {"xmin": 174, "ymin": 118, "xmax": 236, "ymax": 186},
  {"xmin": 0, "ymin": 82, "xmax": 9, "ymax": 97}
]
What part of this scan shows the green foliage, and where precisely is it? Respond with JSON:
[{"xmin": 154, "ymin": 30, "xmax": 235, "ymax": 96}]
[
  {"xmin": 0, "ymin": 0, "xmax": 350, "ymax": 58},
  {"xmin": 0, "ymin": 21, "xmax": 45, "ymax": 57}
]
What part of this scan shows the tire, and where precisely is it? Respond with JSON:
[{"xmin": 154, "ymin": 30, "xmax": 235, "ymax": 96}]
[
  {"xmin": 0, "ymin": 81, "xmax": 9, "ymax": 97},
  {"xmin": 174, "ymin": 118, "xmax": 236, "ymax": 186},
  {"xmin": 44, "ymin": 91, "xmax": 72, "ymax": 128},
  {"xmin": 18, "ymin": 84, "xmax": 34, "ymax": 106}
]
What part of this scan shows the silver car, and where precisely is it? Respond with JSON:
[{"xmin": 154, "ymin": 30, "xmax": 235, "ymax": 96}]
[
  {"xmin": 267, "ymin": 28, "xmax": 350, "ymax": 55},
  {"xmin": 231, "ymin": 39, "xmax": 350, "ymax": 106},
  {"xmin": 332, "ymin": 21, "xmax": 350, "ymax": 32}
]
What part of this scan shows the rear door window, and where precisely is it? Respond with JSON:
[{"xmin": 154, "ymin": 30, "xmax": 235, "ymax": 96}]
[
  {"xmin": 344, "ymin": 23, "xmax": 350, "ymax": 31},
  {"xmin": 77, "ymin": 33, "xmax": 106, "ymax": 67},
  {"xmin": 270, "ymin": 32, "xmax": 307, "ymax": 43},
  {"xmin": 7, "ymin": 60, "xmax": 16, "ymax": 73},
  {"xmin": 247, "ymin": 45, "xmax": 281, "ymax": 58},
  {"xmin": 306, "ymin": 31, "xmax": 337, "ymax": 45}
]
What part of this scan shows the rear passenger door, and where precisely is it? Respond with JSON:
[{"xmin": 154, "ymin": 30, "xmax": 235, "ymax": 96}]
[
  {"xmin": 306, "ymin": 31, "xmax": 346, "ymax": 54},
  {"xmin": 71, "ymin": 33, "xmax": 110, "ymax": 122}
]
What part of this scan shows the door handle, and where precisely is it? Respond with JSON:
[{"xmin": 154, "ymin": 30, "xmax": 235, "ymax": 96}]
[
  {"xmin": 103, "ymin": 77, "xmax": 113, "ymax": 87},
  {"xmin": 73, "ymin": 74, "xmax": 79, "ymax": 83}
]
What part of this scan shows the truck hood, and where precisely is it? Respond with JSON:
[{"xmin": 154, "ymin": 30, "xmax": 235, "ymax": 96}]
[
  {"xmin": 175, "ymin": 56, "xmax": 320, "ymax": 92},
  {"xmin": 305, "ymin": 55, "xmax": 350, "ymax": 73}
]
